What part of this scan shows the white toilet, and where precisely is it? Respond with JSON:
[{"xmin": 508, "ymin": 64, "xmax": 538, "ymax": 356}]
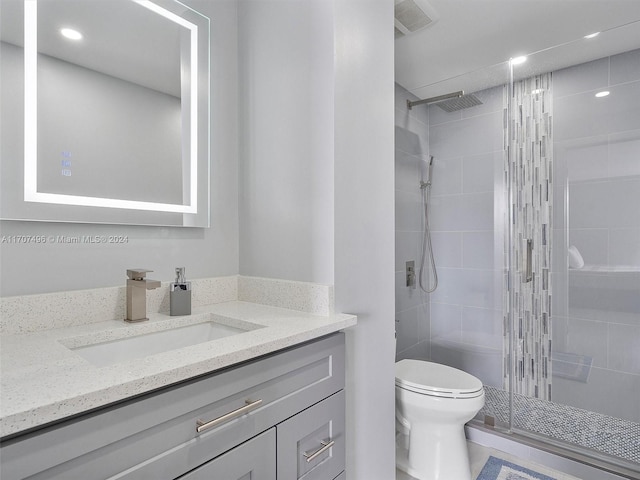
[{"xmin": 395, "ymin": 359, "xmax": 485, "ymax": 480}]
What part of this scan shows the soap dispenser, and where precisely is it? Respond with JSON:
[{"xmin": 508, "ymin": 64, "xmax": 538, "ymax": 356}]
[{"xmin": 170, "ymin": 267, "xmax": 191, "ymax": 316}]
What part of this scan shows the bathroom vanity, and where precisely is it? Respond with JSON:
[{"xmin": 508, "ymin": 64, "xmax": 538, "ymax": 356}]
[
  {"xmin": 0, "ymin": 297, "xmax": 355, "ymax": 480},
  {"xmin": 1, "ymin": 333, "xmax": 345, "ymax": 479}
]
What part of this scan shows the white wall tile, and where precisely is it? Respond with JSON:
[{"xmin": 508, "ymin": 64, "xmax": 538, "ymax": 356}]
[
  {"xmin": 395, "ymin": 271, "xmax": 428, "ymax": 313},
  {"xmin": 461, "ymin": 86, "xmax": 504, "ymax": 118},
  {"xmin": 430, "ymin": 156, "xmax": 462, "ymax": 195},
  {"xmin": 552, "ymin": 366, "xmax": 640, "ymax": 422},
  {"xmin": 395, "ymin": 231, "xmax": 420, "ymax": 273},
  {"xmin": 610, "ymin": 48, "xmax": 640, "ymax": 85},
  {"xmin": 430, "ymin": 192, "xmax": 494, "ymax": 232},
  {"xmin": 395, "ymin": 124, "xmax": 425, "ymax": 156},
  {"xmin": 608, "ymin": 130, "xmax": 640, "ymax": 177},
  {"xmin": 395, "ymin": 150, "xmax": 421, "ymax": 193},
  {"xmin": 428, "ymin": 103, "xmax": 462, "ymax": 126},
  {"xmin": 431, "ymin": 232, "xmax": 463, "ymax": 268},
  {"xmin": 555, "ymin": 81, "xmax": 640, "ymax": 141},
  {"xmin": 563, "ymin": 317, "xmax": 608, "ymax": 368},
  {"xmin": 607, "ymin": 323, "xmax": 640, "ymax": 374},
  {"xmin": 430, "ymin": 112, "xmax": 503, "ymax": 158},
  {"xmin": 553, "ymin": 58, "xmax": 609, "ymax": 98},
  {"xmin": 460, "ymin": 268, "xmax": 497, "ymax": 309},
  {"xmin": 568, "ymin": 228, "xmax": 609, "ymax": 266},
  {"xmin": 609, "ymin": 228, "xmax": 640, "ymax": 267},
  {"xmin": 431, "ymin": 342, "xmax": 503, "ymax": 388},
  {"xmin": 395, "ymin": 190, "xmax": 422, "ymax": 232},
  {"xmin": 463, "ymin": 231, "xmax": 495, "ymax": 269},
  {"xmin": 558, "ymin": 137, "xmax": 609, "ymax": 182},
  {"xmin": 430, "ymin": 301, "xmax": 462, "ymax": 341},
  {"xmin": 462, "ymin": 306, "xmax": 503, "ymax": 350},
  {"xmin": 463, "ymin": 151, "xmax": 498, "ymax": 193},
  {"xmin": 395, "ymin": 306, "xmax": 420, "ymax": 354}
]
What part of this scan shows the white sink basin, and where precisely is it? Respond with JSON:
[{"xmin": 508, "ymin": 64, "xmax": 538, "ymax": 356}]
[{"xmin": 71, "ymin": 321, "xmax": 248, "ymax": 367}]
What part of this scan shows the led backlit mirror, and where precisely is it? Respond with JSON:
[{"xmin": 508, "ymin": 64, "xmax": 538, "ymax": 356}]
[{"xmin": 0, "ymin": 0, "xmax": 210, "ymax": 227}]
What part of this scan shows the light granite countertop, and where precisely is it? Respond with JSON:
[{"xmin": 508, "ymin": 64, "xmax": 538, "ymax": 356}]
[{"xmin": 0, "ymin": 301, "xmax": 356, "ymax": 438}]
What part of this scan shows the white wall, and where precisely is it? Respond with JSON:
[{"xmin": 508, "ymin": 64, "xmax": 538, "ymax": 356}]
[
  {"xmin": 237, "ymin": 0, "xmax": 335, "ymax": 285},
  {"xmin": 239, "ymin": 0, "xmax": 395, "ymax": 477},
  {"xmin": 0, "ymin": 0, "xmax": 239, "ymax": 296},
  {"xmin": 334, "ymin": 1, "xmax": 396, "ymax": 479}
]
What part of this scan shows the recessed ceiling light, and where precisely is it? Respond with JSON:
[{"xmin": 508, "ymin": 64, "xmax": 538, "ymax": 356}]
[
  {"xmin": 595, "ymin": 91, "xmax": 610, "ymax": 98},
  {"xmin": 60, "ymin": 28, "xmax": 82, "ymax": 40},
  {"xmin": 584, "ymin": 32, "xmax": 600, "ymax": 39},
  {"xmin": 510, "ymin": 56, "xmax": 527, "ymax": 66},
  {"xmin": 531, "ymin": 88, "xmax": 543, "ymax": 95}
]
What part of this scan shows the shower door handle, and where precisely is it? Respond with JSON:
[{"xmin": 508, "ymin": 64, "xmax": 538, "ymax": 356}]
[{"xmin": 523, "ymin": 238, "xmax": 533, "ymax": 283}]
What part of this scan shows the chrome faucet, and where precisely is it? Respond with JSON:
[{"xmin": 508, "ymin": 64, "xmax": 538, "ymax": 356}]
[{"xmin": 125, "ymin": 269, "xmax": 161, "ymax": 322}]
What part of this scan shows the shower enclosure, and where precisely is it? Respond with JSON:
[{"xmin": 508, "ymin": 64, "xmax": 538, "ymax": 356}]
[{"xmin": 395, "ymin": 20, "xmax": 640, "ymax": 476}]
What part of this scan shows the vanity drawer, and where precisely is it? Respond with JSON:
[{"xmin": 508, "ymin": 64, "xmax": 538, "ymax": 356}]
[
  {"xmin": 177, "ymin": 428, "xmax": 276, "ymax": 480},
  {"xmin": 0, "ymin": 333, "xmax": 344, "ymax": 480},
  {"xmin": 277, "ymin": 390, "xmax": 345, "ymax": 480}
]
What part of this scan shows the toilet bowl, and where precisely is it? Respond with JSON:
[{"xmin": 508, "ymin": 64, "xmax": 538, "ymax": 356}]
[{"xmin": 395, "ymin": 359, "xmax": 485, "ymax": 480}]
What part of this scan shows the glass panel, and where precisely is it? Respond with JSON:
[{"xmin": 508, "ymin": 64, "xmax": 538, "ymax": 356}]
[
  {"xmin": 507, "ymin": 21, "xmax": 640, "ymax": 469},
  {"xmin": 395, "ymin": 17, "xmax": 640, "ymax": 473}
]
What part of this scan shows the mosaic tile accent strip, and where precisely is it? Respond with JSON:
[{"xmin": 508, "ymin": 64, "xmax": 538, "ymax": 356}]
[
  {"xmin": 480, "ymin": 386, "xmax": 640, "ymax": 465},
  {"xmin": 504, "ymin": 73, "xmax": 554, "ymax": 400}
]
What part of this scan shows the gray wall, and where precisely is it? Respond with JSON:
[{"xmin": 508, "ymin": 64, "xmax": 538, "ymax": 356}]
[{"xmin": 0, "ymin": 0, "xmax": 239, "ymax": 295}]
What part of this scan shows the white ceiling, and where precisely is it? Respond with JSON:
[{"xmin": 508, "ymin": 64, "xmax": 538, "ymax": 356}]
[{"xmin": 395, "ymin": 0, "xmax": 640, "ymax": 100}]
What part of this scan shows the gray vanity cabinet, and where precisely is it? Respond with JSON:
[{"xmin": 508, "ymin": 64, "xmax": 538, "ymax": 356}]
[
  {"xmin": 0, "ymin": 333, "xmax": 345, "ymax": 480},
  {"xmin": 277, "ymin": 390, "xmax": 345, "ymax": 480},
  {"xmin": 178, "ymin": 428, "xmax": 276, "ymax": 480}
]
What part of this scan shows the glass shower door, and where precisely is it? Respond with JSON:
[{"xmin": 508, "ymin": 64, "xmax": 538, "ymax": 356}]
[{"xmin": 505, "ymin": 25, "xmax": 640, "ymax": 471}]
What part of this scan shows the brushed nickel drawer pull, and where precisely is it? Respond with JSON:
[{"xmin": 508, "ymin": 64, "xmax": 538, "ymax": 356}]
[
  {"xmin": 303, "ymin": 440, "xmax": 335, "ymax": 463},
  {"xmin": 196, "ymin": 398, "xmax": 263, "ymax": 433}
]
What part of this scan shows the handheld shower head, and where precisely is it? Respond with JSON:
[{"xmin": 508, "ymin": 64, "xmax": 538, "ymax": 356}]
[
  {"xmin": 428, "ymin": 155, "xmax": 434, "ymax": 179},
  {"xmin": 420, "ymin": 156, "xmax": 435, "ymax": 189}
]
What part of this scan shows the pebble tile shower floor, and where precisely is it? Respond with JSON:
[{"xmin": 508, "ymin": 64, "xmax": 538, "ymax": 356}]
[{"xmin": 480, "ymin": 386, "xmax": 640, "ymax": 464}]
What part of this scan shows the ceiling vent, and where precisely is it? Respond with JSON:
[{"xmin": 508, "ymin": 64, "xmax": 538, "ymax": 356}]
[{"xmin": 394, "ymin": 0, "xmax": 439, "ymax": 38}]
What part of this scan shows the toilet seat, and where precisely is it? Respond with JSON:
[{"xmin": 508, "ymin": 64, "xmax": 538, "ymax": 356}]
[{"xmin": 395, "ymin": 359, "xmax": 484, "ymax": 399}]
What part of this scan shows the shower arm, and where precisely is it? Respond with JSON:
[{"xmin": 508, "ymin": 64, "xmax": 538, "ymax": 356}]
[{"xmin": 407, "ymin": 91, "xmax": 464, "ymax": 110}]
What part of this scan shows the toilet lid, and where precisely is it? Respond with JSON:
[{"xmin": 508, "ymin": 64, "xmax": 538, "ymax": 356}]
[{"xmin": 395, "ymin": 359, "xmax": 484, "ymax": 399}]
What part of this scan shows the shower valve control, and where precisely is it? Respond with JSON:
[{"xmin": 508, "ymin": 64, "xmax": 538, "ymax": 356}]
[{"xmin": 406, "ymin": 260, "xmax": 416, "ymax": 289}]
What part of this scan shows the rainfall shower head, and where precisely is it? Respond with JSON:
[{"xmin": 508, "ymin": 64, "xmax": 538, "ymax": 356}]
[
  {"xmin": 435, "ymin": 94, "xmax": 483, "ymax": 112},
  {"xmin": 407, "ymin": 91, "xmax": 483, "ymax": 111}
]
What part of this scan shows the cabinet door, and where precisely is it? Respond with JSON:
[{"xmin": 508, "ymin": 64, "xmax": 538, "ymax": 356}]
[
  {"xmin": 277, "ymin": 391, "xmax": 345, "ymax": 480},
  {"xmin": 177, "ymin": 428, "xmax": 275, "ymax": 480}
]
